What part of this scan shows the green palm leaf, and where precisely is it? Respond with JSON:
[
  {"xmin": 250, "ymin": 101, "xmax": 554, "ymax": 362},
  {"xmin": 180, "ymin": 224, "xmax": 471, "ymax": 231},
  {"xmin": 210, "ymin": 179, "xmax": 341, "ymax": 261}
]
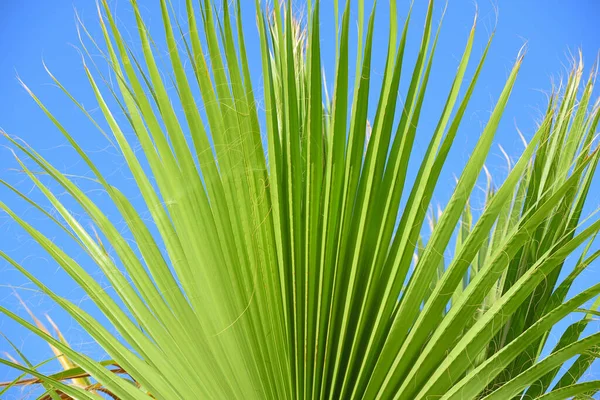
[{"xmin": 1, "ymin": 1, "xmax": 599, "ymax": 399}]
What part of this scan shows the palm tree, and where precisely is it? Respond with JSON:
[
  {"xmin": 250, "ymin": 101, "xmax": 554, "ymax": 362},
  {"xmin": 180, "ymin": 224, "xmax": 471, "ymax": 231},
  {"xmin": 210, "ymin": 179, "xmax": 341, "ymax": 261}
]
[{"xmin": 1, "ymin": 0, "xmax": 600, "ymax": 398}]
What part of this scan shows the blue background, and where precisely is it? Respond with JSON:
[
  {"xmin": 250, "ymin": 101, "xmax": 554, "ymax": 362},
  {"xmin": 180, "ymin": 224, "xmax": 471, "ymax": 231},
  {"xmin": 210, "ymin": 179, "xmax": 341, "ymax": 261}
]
[{"xmin": 1, "ymin": 0, "xmax": 599, "ymax": 398}]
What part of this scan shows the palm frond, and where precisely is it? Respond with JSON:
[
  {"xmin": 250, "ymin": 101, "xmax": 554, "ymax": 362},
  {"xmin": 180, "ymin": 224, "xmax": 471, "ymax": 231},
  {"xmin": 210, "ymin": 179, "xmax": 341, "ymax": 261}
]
[{"xmin": 1, "ymin": 1, "xmax": 599, "ymax": 399}]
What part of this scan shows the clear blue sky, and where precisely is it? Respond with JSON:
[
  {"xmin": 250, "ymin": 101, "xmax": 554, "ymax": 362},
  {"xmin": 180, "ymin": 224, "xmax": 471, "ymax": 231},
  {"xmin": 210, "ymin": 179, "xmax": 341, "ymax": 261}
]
[{"xmin": 1, "ymin": 0, "xmax": 599, "ymax": 398}]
